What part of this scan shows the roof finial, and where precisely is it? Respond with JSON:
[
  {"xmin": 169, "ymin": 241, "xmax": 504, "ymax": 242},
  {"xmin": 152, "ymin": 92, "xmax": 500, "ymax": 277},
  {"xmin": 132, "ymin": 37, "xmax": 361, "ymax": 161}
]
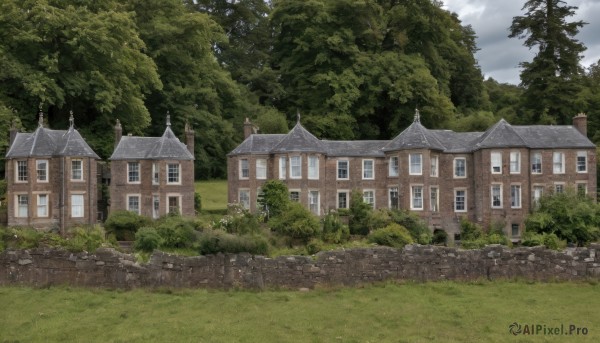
[
  {"xmin": 38, "ymin": 104, "xmax": 44, "ymax": 128},
  {"xmin": 166, "ymin": 111, "xmax": 171, "ymax": 127},
  {"xmin": 296, "ymin": 109, "xmax": 301, "ymax": 124},
  {"xmin": 414, "ymin": 108, "xmax": 420, "ymax": 123},
  {"xmin": 69, "ymin": 110, "xmax": 74, "ymax": 129},
  {"xmin": 115, "ymin": 118, "xmax": 121, "ymax": 128}
]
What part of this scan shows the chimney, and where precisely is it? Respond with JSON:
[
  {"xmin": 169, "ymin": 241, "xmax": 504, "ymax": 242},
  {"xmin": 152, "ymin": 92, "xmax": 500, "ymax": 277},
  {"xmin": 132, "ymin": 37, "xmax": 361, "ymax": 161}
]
[
  {"xmin": 243, "ymin": 117, "xmax": 253, "ymax": 139},
  {"xmin": 185, "ymin": 121, "xmax": 195, "ymax": 156},
  {"xmin": 9, "ymin": 119, "xmax": 18, "ymax": 147},
  {"xmin": 573, "ymin": 113, "xmax": 587, "ymax": 137},
  {"xmin": 114, "ymin": 119, "xmax": 122, "ymax": 148}
]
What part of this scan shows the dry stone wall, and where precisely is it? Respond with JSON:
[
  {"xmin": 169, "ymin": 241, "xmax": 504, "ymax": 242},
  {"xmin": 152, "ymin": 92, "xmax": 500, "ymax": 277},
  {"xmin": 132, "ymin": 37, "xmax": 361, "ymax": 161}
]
[{"xmin": 1, "ymin": 244, "xmax": 599, "ymax": 290}]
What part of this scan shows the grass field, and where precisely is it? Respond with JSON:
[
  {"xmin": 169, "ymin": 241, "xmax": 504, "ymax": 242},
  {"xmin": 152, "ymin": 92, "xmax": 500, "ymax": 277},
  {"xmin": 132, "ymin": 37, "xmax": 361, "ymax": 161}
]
[
  {"xmin": 0, "ymin": 281, "xmax": 598, "ymax": 342},
  {"xmin": 195, "ymin": 180, "xmax": 228, "ymax": 211}
]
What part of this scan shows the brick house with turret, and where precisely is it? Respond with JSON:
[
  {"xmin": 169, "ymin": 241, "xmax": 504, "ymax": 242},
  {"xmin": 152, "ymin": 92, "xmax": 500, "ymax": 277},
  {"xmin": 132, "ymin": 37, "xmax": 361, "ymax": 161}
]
[
  {"xmin": 227, "ymin": 111, "xmax": 596, "ymax": 240},
  {"xmin": 109, "ymin": 115, "xmax": 195, "ymax": 218},
  {"xmin": 5, "ymin": 111, "xmax": 100, "ymax": 232}
]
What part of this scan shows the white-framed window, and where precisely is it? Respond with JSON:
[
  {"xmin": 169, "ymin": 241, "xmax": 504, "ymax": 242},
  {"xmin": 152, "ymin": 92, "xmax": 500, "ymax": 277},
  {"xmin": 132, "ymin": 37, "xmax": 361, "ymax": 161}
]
[
  {"xmin": 71, "ymin": 194, "xmax": 84, "ymax": 218},
  {"xmin": 128, "ymin": 162, "xmax": 140, "ymax": 183},
  {"xmin": 362, "ymin": 159, "xmax": 374, "ymax": 179},
  {"xmin": 167, "ymin": 163, "xmax": 180, "ymax": 184},
  {"xmin": 411, "ymin": 185, "xmax": 423, "ymax": 210},
  {"xmin": 509, "ymin": 151, "xmax": 520, "ymax": 174},
  {"xmin": 152, "ymin": 163, "xmax": 159, "ymax": 185},
  {"xmin": 36, "ymin": 160, "xmax": 48, "ymax": 182},
  {"xmin": 577, "ymin": 182, "xmax": 587, "ymax": 196},
  {"xmin": 337, "ymin": 191, "xmax": 349, "ymax": 209},
  {"xmin": 491, "ymin": 184, "xmax": 502, "ymax": 208},
  {"xmin": 510, "ymin": 184, "xmax": 521, "ymax": 208},
  {"xmin": 126, "ymin": 195, "xmax": 140, "ymax": 214},
  {"xmin": 363, "ymin": 190, "xmax": 375, "ymax": 208},
  {"xmin": 389, "ymin": 187, "xmax": 399, "ymax": 209},
  {"xmin": 454, "ymin": 189, "xmax": 466, "ymax": 212},
  {"xmin": 256, "ymin": 159, "xmax": 267, "ymax": 179},
  {"xmin": 389, "ymin": 156, "xmax": 399, "ymax": 177},
  {"xmin": 290, "ymin": 156, "xmax": 301, "ymax": 179},
  {"xmin": 308, "ymin": 156, "xmax": 319, "ymax": 179},
  {"xmin": 279, "ymin": 157, "xmax": 286, "ymax": 179},
  {"xmin": 337, "ymin": 160, "xmax": 349, "ymax": 180},
  {"xmin": 289, "ymin": 190, "xmax": 300, "ymax": 202},
  {"xmin": 152, "ymin": 195, "xmax": 160, "ymax": 219},
  {"xmin": 16, "ymin": 194, "xmax": 28, "ymax": 217},
  {"xmin": 16, "ymin": 160, "xmax": 28, "ymax": 182},
  {"xmin": 532, "ymin": 186, "xmax": 544, "ymax": 207},
  {"xmin": 430, "ymin": 186, "xmax": 439, "ymax": 212},
  {"xmin": 577, "ymin": 151, "xmax": 587, "ymax": 173},
  {"xmin": 531, "ymin": 152, "xmax": 542, "ymax": 174},
  {"xmin": 71, "ymin": 160, "xmax": 83, "ymax": 180},
  {"xmin": 37, "ymin": 194, "xmax": 48, "ymax": 217},
  {"xmin": 491, "ymin": 152, "xmax": 502, "ymax": 174},
  {"xmin": 239, "ymin": 159, "xmax": 249, "ymax": 179},
  {"xmin": 554, "ymin": 183, "xmax": 565, "ymax": 194},
  {"xmin": 454, "ymin": 157, "xmax": 466, "ymax": 178},
  {"xmin": 430, "ymin": 156, "xmax": 438, "ymax": 177},
  {"xmin": 553, "ymin": 152, "xmax": 565, "ymax": 174},
  {"xmin": 309, "ymin": 190, "xmax": 320, "ymax": 215},
  {"xmin": 168, "ymin": 195, "xmax": 181, "ymax": 215},
  {"xmin": 409, "ymin": 153, "xmax": 422, "ymax": 175},
  {"xmin": 239, "ymin": 189, "xmax": 250, "ymax": 209}
]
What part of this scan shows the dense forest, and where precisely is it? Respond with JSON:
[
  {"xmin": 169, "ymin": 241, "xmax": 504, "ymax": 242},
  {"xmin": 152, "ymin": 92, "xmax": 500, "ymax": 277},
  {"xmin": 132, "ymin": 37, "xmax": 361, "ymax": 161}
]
[{"xmin": 1, "ymin": 0, "xmax": 598, "ymax": 179}]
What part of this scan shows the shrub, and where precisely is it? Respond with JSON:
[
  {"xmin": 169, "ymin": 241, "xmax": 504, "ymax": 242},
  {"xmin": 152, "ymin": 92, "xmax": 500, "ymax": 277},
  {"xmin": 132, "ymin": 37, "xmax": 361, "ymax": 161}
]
[
  {"xmin": 2, "ymin": 227, "xmax": 43, "ymax": 249},
  {"xmin": 213, "ymin": 203, "xmax": 261, "ymax": 235},
  {"xmin": 198, "ymin": 231, "xmax": 269, "ymax": 255},
  {"xmin": 63, "ymin": 226, "xmax": 107, "ymax": 252},
  {"xmin": 389, "ymin": 209, "xmax": 432, "ymax": 244},
  {"xmin": 306, "ymin": 238, "xmax": 322, "ymax": 255},
  {"xmin": 368, "ymin": 223, "xmax": 413, "ymax": 248},
  {"xmin": 460, "ymin": 218, "xmax": 484, "ymax": 241},
  {"xmin": 194, "ymin": 192, "xmax": 202, "ymax": 213},
  {"xmin": 134, "ymin": 227, "xmax": 163, "ymax": 252},
  {"xmin": 322, "ymin": 212, "xmax": 350, "ymax": 244},
  {"xmin": 460, "ymin": 238, "xmax": 488, "ymax": 249},
  {"xmin": 543, "ymin": 233, "xmax": 564, "ymax": 250},
  {"xmin": 521, "ymin": 231, "xmax": 566, "ymax": 250},
  {"xmin": 521, "ymin": 231, "xmax": 544, "ymax": 247},
  {"xmin": 257, "ymin": 180, "xmax": 290, "ymax": 219},
  {"xmin": 487, "ymin": 233, "xmax": 511, "ymax": 246},
  {"xmin": 349, "ymin": 190, "xmax": 372, "ymax": 235},
  {"xmin": 270, "ymin": 202, "xmax": 321, "ymax": 242},
  {"xmin": 155, "ymin": 215, "xmax": 196, "ymax": 248},
  {"xmin": 104, "ymin": 210, "xmax": 151, "ymax": 241},
  {"xmin": 432, "ymin": 229, "xmax": 448, "ymax": 245}
]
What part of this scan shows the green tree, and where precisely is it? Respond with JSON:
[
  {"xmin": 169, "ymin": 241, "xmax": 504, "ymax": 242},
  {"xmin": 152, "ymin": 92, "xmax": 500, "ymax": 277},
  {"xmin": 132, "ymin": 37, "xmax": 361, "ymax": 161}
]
[
  {"xmin": 258, "ymin": 179, "xmax": 290, "ymax": 219},
  {"xmin": 509, "ymin": 0, "xmax": 587, "ymax": 124},
  {"xmin": 349, "ymin": 189, "xmax": 373, "ymax": 235}
]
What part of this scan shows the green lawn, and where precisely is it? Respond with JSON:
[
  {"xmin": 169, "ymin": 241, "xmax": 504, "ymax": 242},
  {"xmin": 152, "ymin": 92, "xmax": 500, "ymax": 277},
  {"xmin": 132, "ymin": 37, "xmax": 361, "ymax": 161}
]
[
  {"xmin": 0, "ymin": 281, "xmax": 598, "ymax": 342},
  {"xmin": 195, "ymin": 180, "xmax": 228, "ymax": 211}
]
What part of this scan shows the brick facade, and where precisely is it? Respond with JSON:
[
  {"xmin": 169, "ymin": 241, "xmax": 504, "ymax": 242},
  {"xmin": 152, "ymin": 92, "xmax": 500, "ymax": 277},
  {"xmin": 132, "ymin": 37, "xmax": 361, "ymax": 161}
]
[{"xmin": 228, "ymin": 115, "xmax": 596, "ymax": 240}]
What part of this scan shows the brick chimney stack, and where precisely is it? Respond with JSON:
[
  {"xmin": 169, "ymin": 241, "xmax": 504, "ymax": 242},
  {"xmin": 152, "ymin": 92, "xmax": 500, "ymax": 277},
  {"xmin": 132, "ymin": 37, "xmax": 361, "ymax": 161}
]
[
  {"xmin": 573, "ymin": 113, "xmax": 587, "ymax": 137},
  {"xmin": 243, "ymin": 117, "xmax": 253, "ymax": 139},
  {"xmin": 114, "ymin": 119, "xmax": 122, "ymax": 149},
  {"xmin": 185, "ymin": 121, "xmax": 195, "ymax": 157}
]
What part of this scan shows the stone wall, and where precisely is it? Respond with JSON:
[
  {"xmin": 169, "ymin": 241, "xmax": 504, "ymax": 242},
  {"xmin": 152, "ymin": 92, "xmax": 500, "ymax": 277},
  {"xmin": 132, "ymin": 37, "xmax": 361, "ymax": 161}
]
[{"xmin": 1, "ymin": 244, "xmax": 599, "ymax": 290}]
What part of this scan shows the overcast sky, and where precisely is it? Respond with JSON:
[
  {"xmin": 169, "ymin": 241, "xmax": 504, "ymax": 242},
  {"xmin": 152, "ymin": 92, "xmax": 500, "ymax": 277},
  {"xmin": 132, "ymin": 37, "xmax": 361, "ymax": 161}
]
[{"xmin": 442, "ymin": 0, "xmax": 600, "ymax": 85}]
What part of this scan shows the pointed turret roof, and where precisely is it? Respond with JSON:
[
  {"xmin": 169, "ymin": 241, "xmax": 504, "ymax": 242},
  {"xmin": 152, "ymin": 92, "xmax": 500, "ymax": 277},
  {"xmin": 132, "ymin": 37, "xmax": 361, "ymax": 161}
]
[
  {"xmin": 272, "ymin": 118, "xmax": 325, "ymax": 153},
  {"xmin": 473, "ymin": 119, "xmax": 526, "ymax": 150},
  {"xmin": 383, "ymin": 109, "xmax": 446, "ymax": 151}
]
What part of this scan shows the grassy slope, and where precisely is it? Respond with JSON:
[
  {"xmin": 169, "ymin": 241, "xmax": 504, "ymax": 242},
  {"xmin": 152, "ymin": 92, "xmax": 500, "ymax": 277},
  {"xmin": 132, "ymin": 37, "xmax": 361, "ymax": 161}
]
[
  {"xmin": 0, "ymin": 281, "xmax": 598, "ymax": 342},
  {"xmin": 195, "ymin": 180, "xmax": 228, "ymax": 211}
]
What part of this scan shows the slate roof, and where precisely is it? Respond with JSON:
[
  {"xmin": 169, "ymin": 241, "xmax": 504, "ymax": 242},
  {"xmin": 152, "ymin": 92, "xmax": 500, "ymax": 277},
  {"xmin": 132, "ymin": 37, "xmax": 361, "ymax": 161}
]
[
  {"xmin": 228, "ymin": 115, "xmax": 595, "ymax": 157},
  {"xmin": 6, "ymin": 115, "xmax": 99, "ymax": 159},
  {"xmin": 110, "ymin": 124, "xmax": 194, "ymax": 160}
]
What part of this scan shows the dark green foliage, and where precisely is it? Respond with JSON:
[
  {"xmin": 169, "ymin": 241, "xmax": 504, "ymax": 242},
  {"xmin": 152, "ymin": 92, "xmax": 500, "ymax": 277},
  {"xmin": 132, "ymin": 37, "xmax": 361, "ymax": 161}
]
[
  {"xmin": 270, "ymin": 202, "xmax": 321, "ymax": 242},
  {"xmin": 258, "ymin": 180, "xmax": 290, "ymax": 219},
  {"xmin": 194, "ymin": 192, "xmax": 202, "ymax": 213},
  {"xmin": 459, "ymin": 218, "xmax": 511, "ymax": 249},
  {"xmin": 368, "ymin": 223, "xmax": 413, "ymax": 249},
  {"xmin": 212, "ymin": 203, "xmax": 261, "ymax": 235},
  {"xmin": 0, "ymin": 226, "xmax": 114, "ymax": 252},
  {"xmin": 389, "ymin": 209, "xmax": 432, "ymax": 244},
  {"xmin": 432, "ymin": 229, "xmax": 448, "ymax": 245},
  {"xmin": 460, "ymin": 218, "xmax": 484, "ymax": 241},
  {"xmin": 521, "ymin": 231, "xmax": 566, "ymax": 250},
  {"xmin": 306, "ymin": 238, "xmax": 323, "ymax": 255},
  {"xmin": 134, "ymin": 227, "xmax": 163, "ymax": 252},
  {"xmin": 321, "ymin": 212, "xmax": 350, "ymax": 244},
  {"xmin": 525, "ymin": 190, "xmax": 600, "ymax": 245},
  {"xmin": 63, "ymin": 227, "xmax": 107, "ymax": 253},
  {"xmin": 198, "ymin": 231, "xmax": 269, "ymax": 255},
  {"xmin": 349, "ymin": 190, "xmax": 372, "ymax": 235},
  {"xmin": 104, "ymin": 211, "xmax": 151, "ymax": 241},
  {"xmin": 0, "ymin": 227, "xmax": 43, "ymax": 250},
  {"xmin": 155, "ymin": 216, "xmax": 197, "ymax": 249}
]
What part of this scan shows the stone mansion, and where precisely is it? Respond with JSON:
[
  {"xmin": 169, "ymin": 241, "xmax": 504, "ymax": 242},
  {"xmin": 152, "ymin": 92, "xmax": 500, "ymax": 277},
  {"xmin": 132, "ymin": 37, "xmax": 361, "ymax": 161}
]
[{"xmin": 227, "ymin": 111, "xmax": 596, "ymax": 239}]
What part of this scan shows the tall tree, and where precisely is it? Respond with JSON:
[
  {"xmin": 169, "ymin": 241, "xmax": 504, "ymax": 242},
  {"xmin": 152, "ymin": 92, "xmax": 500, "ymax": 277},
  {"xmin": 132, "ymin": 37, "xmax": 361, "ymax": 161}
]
[{"xmin": 509, "ymin": 0, "xmax": 586, "ymax": 124}]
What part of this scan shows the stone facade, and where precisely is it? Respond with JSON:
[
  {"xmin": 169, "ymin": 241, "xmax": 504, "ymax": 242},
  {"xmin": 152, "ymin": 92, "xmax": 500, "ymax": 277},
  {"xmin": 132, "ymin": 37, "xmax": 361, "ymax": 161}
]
[
  {"xmin": 1, "ymin": 245, "xmax": 598, "ymax": 289},
  {"xmin": 228, "ymin": 114, "xmax": 596, "ymax": 240},
  {"xmin": 5, "ymin": 113, "xmax": 100, "ymax": 232}
]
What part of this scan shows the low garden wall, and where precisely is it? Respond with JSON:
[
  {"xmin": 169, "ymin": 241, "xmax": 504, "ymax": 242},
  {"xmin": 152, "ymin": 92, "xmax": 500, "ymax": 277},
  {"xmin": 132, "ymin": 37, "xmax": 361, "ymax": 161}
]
[{"xmin": 1, "ymin": 244, "xmax": 599, "ymax": 289}]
